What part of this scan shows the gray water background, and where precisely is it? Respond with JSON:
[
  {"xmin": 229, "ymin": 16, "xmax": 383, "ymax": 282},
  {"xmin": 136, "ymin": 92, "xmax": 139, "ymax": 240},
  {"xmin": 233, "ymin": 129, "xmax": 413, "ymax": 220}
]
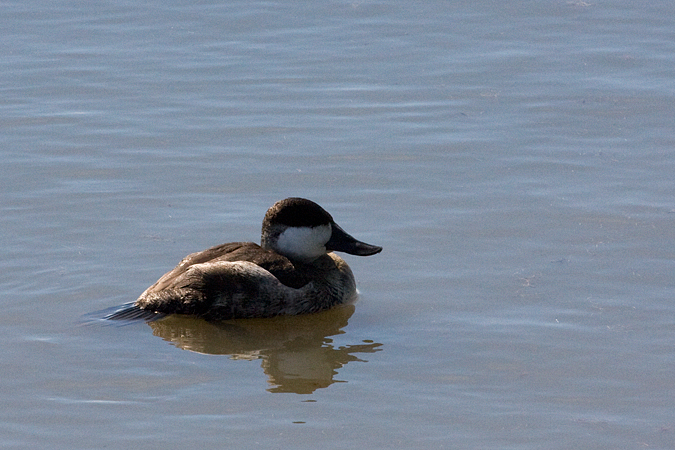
[{"xmin": 2, "ymin": 1, "xmax": 674, "ymax": 448}]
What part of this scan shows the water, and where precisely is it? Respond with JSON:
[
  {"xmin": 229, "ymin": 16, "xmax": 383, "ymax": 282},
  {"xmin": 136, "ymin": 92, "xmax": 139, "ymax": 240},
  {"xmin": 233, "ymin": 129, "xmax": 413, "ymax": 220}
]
[{"xmin": 2, "ymin": 0, "xmax": 674, "ymax": 448}]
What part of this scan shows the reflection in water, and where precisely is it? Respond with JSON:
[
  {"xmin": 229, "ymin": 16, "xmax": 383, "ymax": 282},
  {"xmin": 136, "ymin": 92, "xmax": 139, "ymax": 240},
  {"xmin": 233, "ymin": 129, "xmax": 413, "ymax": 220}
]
[{"xmin": 146, "ymin": 305, "xmax": 383, "ymax": 394}]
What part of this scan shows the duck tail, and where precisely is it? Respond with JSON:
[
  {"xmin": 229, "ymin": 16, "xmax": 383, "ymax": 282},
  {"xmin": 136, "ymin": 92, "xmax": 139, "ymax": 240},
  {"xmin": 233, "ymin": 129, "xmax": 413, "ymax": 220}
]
[{"xmin": 105, "ymin": 302, "xmax": 166, "ymax": 322}]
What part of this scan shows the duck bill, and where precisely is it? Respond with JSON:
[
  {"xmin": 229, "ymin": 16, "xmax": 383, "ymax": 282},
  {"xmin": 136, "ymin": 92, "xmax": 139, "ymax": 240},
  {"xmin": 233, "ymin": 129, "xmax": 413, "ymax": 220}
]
[{"xmin": 325, "ymin": 222, "xmax": 382, "ymax": 256}]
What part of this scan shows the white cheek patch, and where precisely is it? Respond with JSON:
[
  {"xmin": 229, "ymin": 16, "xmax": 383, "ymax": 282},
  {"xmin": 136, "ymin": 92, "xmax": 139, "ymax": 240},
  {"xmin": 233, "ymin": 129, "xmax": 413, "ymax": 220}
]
[{"xmin": 276, "ymin": 225, "xmax": 332, "ymax": 261}]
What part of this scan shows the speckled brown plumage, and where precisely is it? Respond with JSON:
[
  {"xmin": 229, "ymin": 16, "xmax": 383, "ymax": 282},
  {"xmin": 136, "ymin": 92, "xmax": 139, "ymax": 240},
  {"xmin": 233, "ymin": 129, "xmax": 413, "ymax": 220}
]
[{"xmin": 134, "ymin": 250, "xmax": 356, "ymax": 320}]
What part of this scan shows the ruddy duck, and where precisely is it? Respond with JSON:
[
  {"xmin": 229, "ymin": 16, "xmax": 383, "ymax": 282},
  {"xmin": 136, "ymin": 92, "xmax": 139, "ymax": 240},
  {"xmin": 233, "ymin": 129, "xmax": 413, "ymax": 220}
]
[{"xmin": 108, "ymin": 197, "xmax": 381, "ymax": 321}]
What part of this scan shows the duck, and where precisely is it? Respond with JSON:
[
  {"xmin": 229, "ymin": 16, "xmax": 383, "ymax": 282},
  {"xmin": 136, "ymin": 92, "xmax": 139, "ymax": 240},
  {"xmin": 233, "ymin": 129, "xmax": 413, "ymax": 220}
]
[{"xmin": 108, "ymin": 197, "xmax": 382, "ymax": 321}]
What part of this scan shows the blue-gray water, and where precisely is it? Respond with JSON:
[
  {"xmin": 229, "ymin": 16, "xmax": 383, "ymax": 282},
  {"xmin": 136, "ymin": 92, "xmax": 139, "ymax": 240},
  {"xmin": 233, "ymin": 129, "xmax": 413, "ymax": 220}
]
[{"xmin": 2, "ymin": 1, "xmax": 674, "ymax": 448}]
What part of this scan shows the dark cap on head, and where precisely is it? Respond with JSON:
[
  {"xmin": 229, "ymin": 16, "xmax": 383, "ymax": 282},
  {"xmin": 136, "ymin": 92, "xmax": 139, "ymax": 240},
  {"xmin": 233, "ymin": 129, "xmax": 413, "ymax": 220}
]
[{"xmin": 263, "ymin": 198, "xmax": 332, "ymax": 228}]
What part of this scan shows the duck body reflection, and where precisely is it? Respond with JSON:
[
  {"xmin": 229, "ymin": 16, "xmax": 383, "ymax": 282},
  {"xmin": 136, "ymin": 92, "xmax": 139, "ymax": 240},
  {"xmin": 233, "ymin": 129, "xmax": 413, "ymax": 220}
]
[{"xmin": 148, "ymin": 304, "xmax": 383, "ymax": 394}]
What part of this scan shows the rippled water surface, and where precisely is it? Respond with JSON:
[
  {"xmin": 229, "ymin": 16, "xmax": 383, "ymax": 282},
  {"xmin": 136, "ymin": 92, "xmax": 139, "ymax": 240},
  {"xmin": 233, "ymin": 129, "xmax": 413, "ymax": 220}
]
[{"xmin": 2, "ymin": 1, "xmax": 674, "ymax": 448}]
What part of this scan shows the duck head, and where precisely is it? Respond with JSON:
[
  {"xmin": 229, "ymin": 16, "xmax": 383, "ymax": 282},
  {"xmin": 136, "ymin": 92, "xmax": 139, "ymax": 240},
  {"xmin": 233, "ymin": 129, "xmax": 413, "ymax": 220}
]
[{"xmin": 261, "ymin": 197, "xmax": 382, "ymax": 263}]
